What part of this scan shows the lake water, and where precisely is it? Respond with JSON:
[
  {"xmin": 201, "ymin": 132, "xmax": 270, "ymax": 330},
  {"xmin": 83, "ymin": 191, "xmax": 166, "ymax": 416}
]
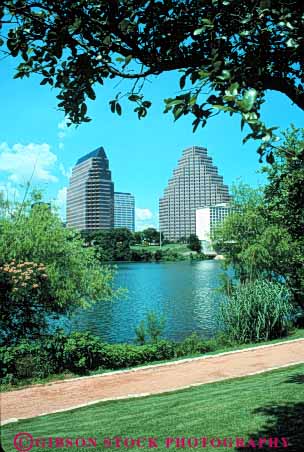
[{"xmin": 70, "ymin": 260, "xmax": 225, "ymax": 343}]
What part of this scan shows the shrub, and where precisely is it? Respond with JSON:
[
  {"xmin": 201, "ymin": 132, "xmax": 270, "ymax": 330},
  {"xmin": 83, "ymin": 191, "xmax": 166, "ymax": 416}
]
[
  {"xmin": 187, "ymin": 234, "xmax": 201, "ymax": 252},
  {"xmin": 152, "ymin": 340, "xmax": 175, "ymax": 360},
  {"xmin": 0, "ymin": 333, "xmax": 177, "ymax": 382},
  {"xmin": 63, "ymin": 332, "xmax": 107, "ymax": 373},
  {"xmin": 0, "ymin": 196, "xmax": 116, "ymax": 345},
  {"xmin": 130, "ymin": 249, "xmax": 154, "ymax": 262},
  {"xmin": 175, "ymin": 333, "xmax": 213, "ymax": 357},
  {"xmin": 0, "ymin": 338, "xmax": 62, "ymax": 383},
  {"xmin": 219, "ymin": 280, "xmax": 294, "ymax": 343},
  {"xmin": 134, "ymin": 311, "xmax": 166, "ymax": 344}
]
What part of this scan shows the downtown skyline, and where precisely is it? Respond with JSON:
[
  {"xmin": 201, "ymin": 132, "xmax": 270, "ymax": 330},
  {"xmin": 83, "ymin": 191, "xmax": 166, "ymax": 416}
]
[
  {"xmin": 1, "ymin": 56, "xmax": 303, "ymax": 230},
  {"xmin": 160, "ymin": 146, "xmax": 231, "ymax": 240}
]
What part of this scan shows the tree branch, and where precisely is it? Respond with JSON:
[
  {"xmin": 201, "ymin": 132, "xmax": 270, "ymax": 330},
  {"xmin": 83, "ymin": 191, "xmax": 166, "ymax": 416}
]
[
  {"xmin": 263, "ymin": 76, "xmax": 304, "ymax": 111},
  {"xmin": 107, "ymin": 65, "xmax": 158, "ymax": 79}
]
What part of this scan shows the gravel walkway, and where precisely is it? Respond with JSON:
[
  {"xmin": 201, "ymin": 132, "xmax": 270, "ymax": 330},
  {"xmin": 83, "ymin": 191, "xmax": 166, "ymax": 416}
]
[{"xmin": 2, "ymin": 339, "xmax": 304, "ymax": 425}]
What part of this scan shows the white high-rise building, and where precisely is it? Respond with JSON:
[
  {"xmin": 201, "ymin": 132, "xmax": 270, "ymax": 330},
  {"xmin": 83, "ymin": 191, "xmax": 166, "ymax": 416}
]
[
  {"xmin": 159, "ymin": 146, "xmax": 230, "ymax": 241},
  {"xmin": 196, "ymin": 203, "xmax": 232, "ymax": 241}
]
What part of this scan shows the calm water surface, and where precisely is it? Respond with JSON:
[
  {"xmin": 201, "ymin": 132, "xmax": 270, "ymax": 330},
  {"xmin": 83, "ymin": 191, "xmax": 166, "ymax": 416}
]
[{"xmin": 70, "ymin": 261, "xmax": 224, "ymax": 343}]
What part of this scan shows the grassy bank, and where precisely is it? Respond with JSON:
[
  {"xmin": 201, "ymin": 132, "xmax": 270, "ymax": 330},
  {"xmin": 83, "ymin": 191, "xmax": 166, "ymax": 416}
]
[
  {"xmin": 131, "ymin": 243, "xmax": 190, "ymax": 253},
  {"xmin": 2, "ymin": 329, "xmax": 303, "ymax": 392},
  {"xmin": 2, "ymin": 364, "xmax": 304, "ymax": 451},
  {"xmin": 130, "ymin": 243, "xmax": 209, "ymax": 261}
]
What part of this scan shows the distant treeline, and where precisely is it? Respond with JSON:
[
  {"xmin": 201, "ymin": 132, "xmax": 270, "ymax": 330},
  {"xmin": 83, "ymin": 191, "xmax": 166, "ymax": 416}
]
[{"xmin": 82, "ymin": 228, "xmax": 204, "ymax": 262}]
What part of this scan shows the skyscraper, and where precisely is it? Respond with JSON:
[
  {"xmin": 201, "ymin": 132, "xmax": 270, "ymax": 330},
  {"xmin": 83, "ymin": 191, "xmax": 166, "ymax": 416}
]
[
  {"xmin": 159, "ymin": 146, "xmax": 230, "ymax": 241},
  {"xmin": 66, "ymin": 147, "xmax": 114, "ymax": 231},
  {"xmin": 196, "ymin": 203, "xmax": 232, "ymax": 241},
  {"xmin": 114, "ymin": 192, "xmax": 135, "ymax": 232}
]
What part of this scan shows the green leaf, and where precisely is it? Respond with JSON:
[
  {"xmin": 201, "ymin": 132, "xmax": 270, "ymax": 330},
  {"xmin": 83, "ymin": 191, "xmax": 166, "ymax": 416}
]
[
  {"xmin": 124, "ymin": 55, "xmax": 132, "ymax": 67},
  {"xmin": 68, "ymin": 18, "xmax": 82, "ymax": 34},
  {"xmin": 192, "ymin": 118, "xmax": 200, "ymax": 132},
  {"xmin": 266, "ymin": 151, "xmax": 274, "ymax": 164},
  {"xmin": 262, "ymin": 133, "xmax": 271, "ymax": 142},
  {"xmin": 228, "ymin": 82, "xmax": 239, "ymax": 96},
  {"xmin": 194, "ymin": 28, "xmax": 204, "ymax": 36},
  {"xmin": 142, "ymin": 101, "xmax": 152, "ymax": 108},
  {"xmin": 239, "ymin": 88, "xmax": 257, "ymax": 112},
  {"xmin": 81, "ymin": 103, "xmax": 87, "ymax": 116},
  {"xmin": 109, "ymin": 100, "xmax": 116, "ymax": 113},
  {"xmin": 189, "ymin": 96, "xmax": 197, "ymax": 106},
  {"xmin": 286, "ymin": 38, "xmax": 299, "ymax": 48},
  {"xmin": 213, "ymin": 104, "xmax": 235, "ymax": 112},
  {"xmin": 103, "ymin": 35, "xmax": 112, "ymax": 45},
  {"xmin": 217, "ymin": 69, "xmax": 231, "ymax": 81},
  {"xmin": 128, "ymin": 94, "xmax": 140, "ymax": 101},
  {"xmin": 87, "ymin": 86, "xmax": 96, "ymax": 100},
  {"xmin": 165, "ymin": 99, "xmax": 184, "ymax": 107},
  {"xmin": 119, "ymin": 19, "xmax": 130, "ymax": 32},
  {"xmin": 179, "ymin": 74, "xmax": 186, "ymax": 89},
  {"xmin": 239, "ymin": 30, "xmax": 250, "ymax": 37},
  {"xmin": 13, "ymin": 72, "xmax": 24, "ymax": 79},
  {"xmin": 7, "ymin": 39, "xmax": 18, "ymax": 57},
  {"xmin": 115, "ymin": 102, "xmax": 122, "ymax": 115},
  {"xmin": 198, "ymin": 70, "xmax": 209, "ymax": 79}
]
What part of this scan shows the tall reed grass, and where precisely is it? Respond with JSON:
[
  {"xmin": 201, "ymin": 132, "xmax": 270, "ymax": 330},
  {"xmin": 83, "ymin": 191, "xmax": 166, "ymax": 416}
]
[{"xmin": 219, "ymin": 280, "xmax": 294, "ymax": 343}]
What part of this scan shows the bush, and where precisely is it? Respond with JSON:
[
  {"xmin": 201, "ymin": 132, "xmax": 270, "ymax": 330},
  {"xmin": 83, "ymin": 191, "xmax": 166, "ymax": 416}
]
[
  {"xmin": 0, "ymin": 196, "xmax": 116, "ymax": 345},
  {"xmin": 134, "ymin": 311, "xmax": 166, "ymax": 344},
  {"xmin": 63, "ymin": 332, "xmax": 106, "ymax": 373},
  {"xmin": 0, "ymin": 337, "xmax": 64, "ymax": 383},
  {"xmin": 219, "ymin": 280, "xmax": 294, "ymax": 343},
  {"xmin": 0, "ymin": 333, "xmax": 187, "ymax": 383},
  {"xmin": 175, "ymin": 333, "xmax": 213, "ymax": 357},
  {"xmin": 131, "ymin": 249, "xmax": 154, "ymax": 262},
  {"xmin": 187, "ymin": 234, "xmax": 201, "ymax": 252}
]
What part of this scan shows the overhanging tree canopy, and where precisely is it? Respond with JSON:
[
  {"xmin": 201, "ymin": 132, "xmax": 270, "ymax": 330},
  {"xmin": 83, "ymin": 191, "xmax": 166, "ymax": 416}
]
[{"xmin": 1, "ymin": 0, "xmax": 303, "ymax": 161}]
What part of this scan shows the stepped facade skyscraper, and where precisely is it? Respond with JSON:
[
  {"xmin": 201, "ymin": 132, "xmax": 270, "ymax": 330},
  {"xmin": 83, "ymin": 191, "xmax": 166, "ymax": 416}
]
[
  {"xmin": 67, "ymin": 147, "xmax": 114, "ymax": 231},
  {"xmin": 159, "ymin": 146, "xmax": 230, "ymax": 241}
]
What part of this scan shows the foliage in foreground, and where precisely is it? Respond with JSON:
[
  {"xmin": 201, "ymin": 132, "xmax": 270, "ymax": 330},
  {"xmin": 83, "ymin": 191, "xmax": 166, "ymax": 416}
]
[
  {"xmin": 220, "ymin": 280, "xmax": 294, "ymax": 343},
  {"xmin": 0, "ymin": 193, "xmax": 116, "ymax": 345},
  {"xmin": 0, "ymin": 332, "xmax": 217, "ymax": 385},
  {"xmin": 2, "ymin": 2, "xmax": 304, "ymax": 160},
  {"xmin": 214, "ymin": 126, "xmax": 304, "ymax": 309},
  {"xmin": 134, "ymin": 311, "xmax": 166, "ymax": 345}
]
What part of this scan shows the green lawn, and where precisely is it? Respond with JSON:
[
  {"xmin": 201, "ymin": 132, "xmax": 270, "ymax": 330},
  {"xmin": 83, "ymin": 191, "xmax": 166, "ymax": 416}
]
[
  {"xmin": 2, "ymin": 364, "xmax": 304, "ymax": 451},
  {"xmin": 131, "ymin": 243, "xmax": 191, "ymax": 254}
]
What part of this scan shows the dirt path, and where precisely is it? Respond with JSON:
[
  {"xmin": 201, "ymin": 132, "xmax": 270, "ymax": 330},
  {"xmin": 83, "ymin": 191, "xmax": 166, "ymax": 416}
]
[{"xmin": 2, "ymin": 339, "xmax": 304, "ymax": 425}]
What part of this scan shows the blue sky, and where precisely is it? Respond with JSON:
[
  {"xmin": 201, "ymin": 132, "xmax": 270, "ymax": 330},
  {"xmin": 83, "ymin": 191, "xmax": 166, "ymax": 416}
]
[{"xmin": 1, "ymin": 56, "xmax": 303, "ymax": 229}]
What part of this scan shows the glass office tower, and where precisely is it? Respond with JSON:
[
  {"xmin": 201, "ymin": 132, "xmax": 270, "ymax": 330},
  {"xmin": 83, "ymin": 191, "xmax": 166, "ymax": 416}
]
[
  {"xmin": 114, "ymin": 192, "xmax": 135, "ymax": 232},
  {"xmin": 67, "ymin": 147, "xmax": 114, "ymax": 231}
]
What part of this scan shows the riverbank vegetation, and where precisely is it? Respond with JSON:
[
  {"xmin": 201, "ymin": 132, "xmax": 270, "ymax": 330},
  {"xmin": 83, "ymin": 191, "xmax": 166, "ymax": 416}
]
[
  {"xmin": 220, "ymin": 280, "xmax": 294, "ymax": 343},
  {"xmin": 1, "ymin": 329, "xmax": 303, "ymax": 390},
  {"xmin": 1, "ymin": 129, "xmax": 303, "ymax": 389},
  {"xmin": 215, "ymin": 127, "xmax": 304, "ymax": 342},
  {"xmin": 82, "ymin": 228, "xmax": 206, "ymax": 262},
  {"xmin": 0, "ymin": 192, "xmax": 116, "ymax": 346}
]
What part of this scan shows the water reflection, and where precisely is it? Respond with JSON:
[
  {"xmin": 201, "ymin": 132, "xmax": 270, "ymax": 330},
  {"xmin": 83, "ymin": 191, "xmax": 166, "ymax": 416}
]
[{"xmin": 70, "ymin": 261, "xmax": 224, "ymax": 343}]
